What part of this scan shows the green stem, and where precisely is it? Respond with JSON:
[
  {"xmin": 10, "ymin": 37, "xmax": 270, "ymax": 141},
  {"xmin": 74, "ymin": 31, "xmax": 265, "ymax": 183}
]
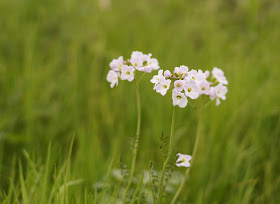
[
  {"xmin": 171, "ymin": 109, "xmax": 202, "ymax": 204},
  {"xmin": 122, "ymin": 80, "xmax": 141, "ymax": 203},
  {"xmin": 156, "ymin": 106, "xmax": 176, "ymax": 203}
]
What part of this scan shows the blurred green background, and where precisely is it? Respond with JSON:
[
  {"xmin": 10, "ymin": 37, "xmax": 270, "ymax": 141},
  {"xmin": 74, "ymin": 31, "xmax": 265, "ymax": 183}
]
[{"xmin": 0, "ymin": 0, "xmax": 280, "ymax": 203}]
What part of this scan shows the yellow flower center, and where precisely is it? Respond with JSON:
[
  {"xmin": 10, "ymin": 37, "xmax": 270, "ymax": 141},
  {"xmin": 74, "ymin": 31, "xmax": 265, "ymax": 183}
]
[
  {"xmin": 187, "ymin": 88, "xmax": 192, "ymax": 92},
  {"xmin": 176, "ymin": 95, "xmax": 182, "ymax": 99},
  {"xmin": 163, "ymin": 84, "xmax": 168, "ymax": 89},
  {"xmin": 126, "ymin": 71, "xmax": 130, "ymax": 75}
]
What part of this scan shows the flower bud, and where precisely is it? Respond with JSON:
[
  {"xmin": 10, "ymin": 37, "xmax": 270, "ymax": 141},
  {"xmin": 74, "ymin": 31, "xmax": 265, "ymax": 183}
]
[
  {"xmin": 205, "ymin": 70, "xmax": 210, "ymax": 78},
  {"xmin": 164, "ymin": 70, "xmax": 172, "ymax": 78}
]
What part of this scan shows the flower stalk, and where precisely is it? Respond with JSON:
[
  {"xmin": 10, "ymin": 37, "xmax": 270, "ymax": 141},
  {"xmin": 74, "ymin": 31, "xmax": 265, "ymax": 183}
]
[
  {"xmin": 122, "ymin": 79, "xmax": 141, "ymax": 203},
  {"xmin": 171, "ymin": 108, "xmax": 202, "ymax": 204},
  {"xmin": 156, "ymin": 106, "xmax": 176, "ymax": 203}
]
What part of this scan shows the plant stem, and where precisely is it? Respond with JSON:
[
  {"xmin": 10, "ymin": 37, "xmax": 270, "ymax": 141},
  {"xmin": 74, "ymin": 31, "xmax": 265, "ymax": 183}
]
[
  {"xmin": 122, "ymin": 80, "xmax": 141, "ymax": 203},
  {"xmin": 171, "ymin": 109, "xmax": 202, "ymax": 204},
  {"xmin": 156, "ymin": 106, "xmax": 176, "ymax": 203}
]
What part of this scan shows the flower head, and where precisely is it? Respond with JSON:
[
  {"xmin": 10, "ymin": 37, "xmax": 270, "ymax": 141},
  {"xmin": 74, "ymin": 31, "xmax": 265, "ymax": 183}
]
[
  {"xmin": 199, "ymin": 81, "xmax": 210, "ymax": 95},
  {"xmin": 120, "ymin": 65, "xmax": 135, "ymax": 82},
  {"xmin": 155, "ymin": 78, "xmax": 171, "ymax": 96},
  {"xmin": 184, "ymin": 80, "xmax": 200, "ymax": 99},
  {"xmin": 186, "ymin": 69, "xmax": 206, "ymax": 83},
  {"xmin": 172, "ymin": 89, "xmax": 188, "ymax": 108},
  {"xmin": 109, "ymin": 56, "xmax": 124, "ymax": 71},
  {"xmin": 150, "ymin": 69, "xmax": 164, "ymax": 85},
  {"xmin": 106, "ymin": 70, "xmax": 119, "ymax": 88},
  {"xmin": 107, "ymin": 51, "xmax": 160, "ymax": 88},
  {"xmin": 209, "ymin": 83, "xmax": 228, "ymax": 106},
  {"xmin": 174, "ymin": 80, "xmax": 185, "ymax": 92},
  {"xmin": 212, "ymin": 67, "xmax": 228, "ymax": 85},
  {"xmin": 176, "ymin": 153, "xmax": 192, "ymax": 167}
]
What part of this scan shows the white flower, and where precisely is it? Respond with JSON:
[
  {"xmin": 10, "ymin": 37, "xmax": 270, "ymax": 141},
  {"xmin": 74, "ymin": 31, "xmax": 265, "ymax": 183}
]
[
  {"xmin": 173, "ymin": 67, "xmax": 179, "ymax": 74},
  {"xmin": 120, "ymin": 65, "xmax": 135, "ymax": 82},
  {"xmin": 130, "ymin": 51, "xmax": 144, "ymax": 68},
  {"xmin": 150, "ymin": 69, "xmax": 164, "ymax": 85},
  {"xmin": 155, "ymin": 78, "xmax": 171, "ymax": 96},
  {"xmin": 209, "ymin": 83, "xmax": 228, "ymax": 106},
  {"xmin": 176, "ymin": 153, "xmax": 192, "ymax": 167},
  {"xmin": 187, "ymin": 69, "xmax": 206, "ymax": 83},
  {"xmin": 174, "ymin": 80, "xmax": 185, "ymax": 92},
  {"xmin": 164, "ymin": 70, "xmax": 172, "ymax": 78},
  {"xmin": 172, "ymin": 89, "xmax": 188, "ymax": 108},
  {"xmin": 184, "ymin": 80, "xmax": 200, "ymax": 99},
  {"xmin": 109, "ymin": 56, "xmax": 124, "ymax": 71},
  {"xmin": 130, "ymin": 51, "xmax": 159, "ymax": 73},
  {"xmin": 106, "ymin": 70, "xmax": 119, "ymax": 88},
  {"xmin": 212, "ymin": 67, "xmax": 228, "ymax": 85},
  {"xmin": 146, "ymin": 56, "xmax": 160, "ymax": 71},
  {"xmin": 179, "ymin": 65, "xmax": 189, "ymax": 76},
  {"xmin": 205, "ymin": 70, "xmax": 210, "ymax": 78},
  {"xmin": 199, "ymin": 81, "xmax": 210, "ymax": 95}
]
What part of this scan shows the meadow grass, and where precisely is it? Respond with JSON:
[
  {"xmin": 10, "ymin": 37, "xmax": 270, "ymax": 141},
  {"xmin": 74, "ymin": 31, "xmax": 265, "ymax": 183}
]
[{"xmin": 0, "ymin": 0, "xmax": 280, "ymax": 203}]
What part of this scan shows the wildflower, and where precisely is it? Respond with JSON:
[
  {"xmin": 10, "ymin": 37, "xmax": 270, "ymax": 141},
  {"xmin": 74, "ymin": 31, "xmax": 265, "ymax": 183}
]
[
  {"xmin": 210, "ymin": 83, "xmax": 228, "ymax": 106},
  {"xmin": 184, "ymin": 80, "xmax": 200, "ymax": 99},
  {"xmin": 212, "ymin": 67, "xmax": 228, "ymax": 85},
  {"xmin": 172, "ymin": 89, "xmax": 188, "ymax": 108},
  {"xmin": 155, "ymin": 78, "xmax": 171, "ymax": 96},
  {"xmin": 176, "ymin": 153, "xmax": 192, "ymax": 167},
  {"xmin": 150, "ymin": 69, "xmax": 164, "ymax": 85},
  {"xmin": 109, "ymin": 56, "xmax": 124, "ymax": 71},
  {"xmin": 106, "ymin": 70, "xmax": 119, "ymax": 88},
  {"xmin": 205, "ymin": 70, "xmax": 210, "ymax": 78},
  {"xmin": 187, "ymin": 69, "xmax": 206, "ymax": 83},
  {"xmin": 145, "ymin": 56, "xmax": 160, "ymax": 71},
  {"xmin": 131, "ymin": 52, "xmax": 160, "ymax": 73},
  {"xmin": 179, "ymin": 65, "xmax": 189, "ymax": 77},
  {"xmin": 164, "ymin": 70, "xmax": 172, "ymax": 78},
  {"xmin": 121, "ymin": 65, "xmax": 135, "ymax": 82},
  {"xmin": 174, "ymin": 80, "xmax": 185, "ymax": 92},
  {"xmin": 199, "ymin": 81, "xmax": 210, "ymax": 95}
]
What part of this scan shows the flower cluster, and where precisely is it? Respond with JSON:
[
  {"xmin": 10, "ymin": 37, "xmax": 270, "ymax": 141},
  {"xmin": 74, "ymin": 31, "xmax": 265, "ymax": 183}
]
[
  {"xmin": 106, "ymin": 51, "xmax": 160, "ymax": 88},
  {"xmin": 151, "ymin": 66, "xmax": 228, "ymax": 108}
]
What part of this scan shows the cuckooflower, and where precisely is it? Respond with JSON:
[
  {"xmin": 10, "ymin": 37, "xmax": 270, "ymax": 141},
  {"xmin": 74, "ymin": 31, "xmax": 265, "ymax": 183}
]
[
  {"xmin": 172, "ymin": 89, "xmax": 188, "ymax": 108},
  {"xmin": 109, "ymin": 56, "xmax": 124, "ymax": 71},
  {"xmin": 164, "ymin": 70, "xmax": 172, "ymax": 78},
  {"xmin": 174, "ymin": 80, "xmax": 185, "ymax": 92},
  {"xmin": 155, "ymin": 78, "xmax": 171, "ymax": 96},
  {"xmin": 107, "ymin": 70, "xmax": 119, "ymax": 88},
  {"xmin": 212, "ymin": 67, "xmax": 228, "ymax": 85},
  {"xmin": 187, "ymin": 69, "xmax": 206, "ymax": 83},
  {"xmin": 121, "ymin": 65, "xmax": 135, "ymax": 82},
  {"xmin": 209, "ymin": 83, "xmax": 228, "ymax": 106},
  {"xmin": 176, "ymin": 153, "xmax": 192, "ymax": 167},
  {"xmin": 199, "ymin": 81, "xmax": 210, "ymax": 95},
  {"xmin": 184, "ymin": 80, "xmax": 200, "ymax": 99},
  {"xmin": 150, "ymin": 69, "xmax": 164, "ymax": 85}
]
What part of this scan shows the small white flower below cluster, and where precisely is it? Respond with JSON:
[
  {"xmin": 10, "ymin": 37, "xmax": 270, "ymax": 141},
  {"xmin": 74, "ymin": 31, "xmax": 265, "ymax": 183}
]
[
  {"xmin": 151, "ymin": 66, "xmax": 228, "ymax": 108},
  {"xmin": 176, "ymin": 153, "xmax": 192, "ymax": 167},
  {"xmin": 106, "ymin": 51, "xmax": 160, "ymax": 88}
]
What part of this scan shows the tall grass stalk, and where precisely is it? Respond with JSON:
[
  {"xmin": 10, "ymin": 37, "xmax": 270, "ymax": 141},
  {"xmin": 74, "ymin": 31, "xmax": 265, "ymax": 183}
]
[
  {"xmin": 122, "ymin": 78, "xmax": 142, "ymax": 203},
  {"xmin": 156, "ymin": 106, "xmax": 176, "ymax": 203}
]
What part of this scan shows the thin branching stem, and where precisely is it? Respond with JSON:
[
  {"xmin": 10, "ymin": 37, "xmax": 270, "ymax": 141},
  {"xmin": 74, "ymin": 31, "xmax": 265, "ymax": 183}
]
[
  {"xmin": 171, "ymin": 108, "xmax": 202, "ymax": 204},
  {"xmin": 156, "ymin": 106, "xmax": 176, "ymax": 203},
  {"xmin": 122, "ymin": 79, "xmax": 141, "ymax": 203}
]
